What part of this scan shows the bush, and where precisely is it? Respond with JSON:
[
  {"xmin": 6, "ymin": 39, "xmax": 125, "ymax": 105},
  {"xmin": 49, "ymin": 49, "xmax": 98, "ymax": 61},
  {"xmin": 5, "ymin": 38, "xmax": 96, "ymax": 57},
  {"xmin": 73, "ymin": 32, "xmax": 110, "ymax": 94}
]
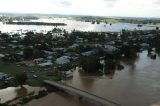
[
  {"xmin": 117, "ymin": 64, "xmax": 124, "ymax": 70},
  {"xmin": 80, "ymin": 56, "xmax": 102, "ymax": 73},
  {"xmin": 34, "ymin": 90, "xmax": 48, "ymax": 99}
]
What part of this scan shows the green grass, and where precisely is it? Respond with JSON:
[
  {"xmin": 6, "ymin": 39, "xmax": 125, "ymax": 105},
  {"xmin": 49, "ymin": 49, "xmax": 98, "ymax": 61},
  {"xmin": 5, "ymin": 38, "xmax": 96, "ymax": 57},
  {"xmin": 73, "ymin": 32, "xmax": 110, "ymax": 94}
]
[
  {"xmin": 28, "ymin": 66, "xmax": 42, "ymax": 71},
  {"xmin": 40, "ymin": 74, "xmax": 61, "ymax": 81},
  {"xmin": 26, "ymin": 78, "xmax": 43, "ymax": 87},
  {"xmin": 0, "ymin": 60, "xmax": 18, "ymax": 76},
  {"xmin": 103, "ymin": 18, "xmax": 120, "ymax": 23},
  {"xmin": 146, "ymin": 23, "xmax": 160, "ymax": 25}
]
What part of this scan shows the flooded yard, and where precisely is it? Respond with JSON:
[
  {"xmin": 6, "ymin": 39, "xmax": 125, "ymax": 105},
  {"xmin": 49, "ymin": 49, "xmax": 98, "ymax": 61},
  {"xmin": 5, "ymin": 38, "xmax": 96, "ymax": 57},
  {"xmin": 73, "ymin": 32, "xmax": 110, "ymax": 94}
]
[{"xmin": 0, "ymin": 85, "xmax": 45, "ymax": 104}]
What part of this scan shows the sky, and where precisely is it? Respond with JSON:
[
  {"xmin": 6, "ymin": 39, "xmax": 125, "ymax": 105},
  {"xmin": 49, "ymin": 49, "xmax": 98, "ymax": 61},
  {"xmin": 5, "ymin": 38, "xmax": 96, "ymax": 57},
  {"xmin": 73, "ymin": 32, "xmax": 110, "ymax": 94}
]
[{"xmin": 0, "ymin": 0, "xmax": 160, "ymax": 17}]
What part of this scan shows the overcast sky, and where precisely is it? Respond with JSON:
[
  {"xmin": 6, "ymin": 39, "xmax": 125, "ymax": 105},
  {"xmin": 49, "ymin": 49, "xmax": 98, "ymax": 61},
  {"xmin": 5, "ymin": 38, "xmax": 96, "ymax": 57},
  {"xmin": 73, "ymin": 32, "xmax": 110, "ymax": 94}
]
[{"xmin": 0, "ymin": 0, "xmax": 160, "ymax": 17}]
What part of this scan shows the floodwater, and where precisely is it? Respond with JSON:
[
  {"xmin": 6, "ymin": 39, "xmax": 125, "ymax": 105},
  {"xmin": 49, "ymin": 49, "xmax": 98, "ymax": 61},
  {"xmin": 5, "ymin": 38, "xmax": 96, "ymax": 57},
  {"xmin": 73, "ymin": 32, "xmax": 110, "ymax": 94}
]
[
  {"xmin": 0, "ymin": 18, "xmax": 158, "ymax": 33},
  {"xmin": 26, "ymin": 91, "xmax": 94, "ymax": 106},
  {"xmin": 63, "ymin": 51, "xmax": 160, "ymax": 106},
  {"xmin": 0, "ymin": 85, "xmax": 45, "ymax": 103},
  {"xmin": 26, "ymin": 51, "xmax": 160, "ymax": 106}
]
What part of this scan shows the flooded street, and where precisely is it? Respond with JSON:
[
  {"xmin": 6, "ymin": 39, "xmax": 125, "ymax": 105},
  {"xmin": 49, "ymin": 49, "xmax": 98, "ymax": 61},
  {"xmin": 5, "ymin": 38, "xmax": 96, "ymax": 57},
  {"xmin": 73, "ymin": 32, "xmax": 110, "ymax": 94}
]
[
  {"xmin": 0, "ymin": 85, "xmax": 45, "ymax": 103},
  {"xmin": 63, "ymin": 51, "xmax": 160, "ymax": 106}
]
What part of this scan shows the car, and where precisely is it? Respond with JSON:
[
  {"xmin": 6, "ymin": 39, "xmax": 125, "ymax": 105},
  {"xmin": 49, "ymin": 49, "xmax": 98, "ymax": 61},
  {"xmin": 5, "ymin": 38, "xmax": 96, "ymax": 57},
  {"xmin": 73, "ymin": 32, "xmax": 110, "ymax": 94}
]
[
  {"xmin": 33, "ymin": 75, "xmax": 38, "ymax": 78},
  {"xmin": 31, "ymin": 71, "xmax": 35, "ymax": 73}
]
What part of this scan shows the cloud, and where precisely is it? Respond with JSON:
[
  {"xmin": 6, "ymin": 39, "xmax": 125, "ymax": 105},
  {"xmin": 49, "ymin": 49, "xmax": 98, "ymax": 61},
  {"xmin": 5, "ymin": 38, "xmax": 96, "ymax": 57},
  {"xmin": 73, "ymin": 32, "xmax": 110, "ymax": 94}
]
[
  {"xmin": 103, "ymin": 0, "xmax": 119, "ymax": 7},
  {"xmin": 103, "ymin": 0, "xmax": 118, "ymax": 2},
  {"xmin": 55, "ymin": 0, "xmax": 72, "ymax": 7},
  {"xmin": 0, "ymin": 0, "xmax": 159, "ymax": 17},
  {"xmin": 153, "ymin": 0, "xmax": 160, "ymax": 5}
]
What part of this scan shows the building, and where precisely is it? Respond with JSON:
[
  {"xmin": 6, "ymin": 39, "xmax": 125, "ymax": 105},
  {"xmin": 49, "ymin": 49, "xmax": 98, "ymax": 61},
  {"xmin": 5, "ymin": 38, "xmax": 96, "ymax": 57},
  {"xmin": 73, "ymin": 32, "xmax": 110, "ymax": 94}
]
[{"xmin": 55, "ymin": 56, "xmax": 71, "ymax": 65}]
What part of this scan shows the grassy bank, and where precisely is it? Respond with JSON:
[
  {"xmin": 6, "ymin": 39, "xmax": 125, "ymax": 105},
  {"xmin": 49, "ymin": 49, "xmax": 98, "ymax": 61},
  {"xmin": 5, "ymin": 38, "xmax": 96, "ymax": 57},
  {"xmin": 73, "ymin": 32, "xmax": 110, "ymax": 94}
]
[
  {"xmin": 40, "ymin": 74, "xmax": 61, "ymax": 81},
  {"xmin": 0, "ymin": 60, "xmax": 18, "ymax": 76},
  {"xmin": 26, "ymin": 78, "xmax": 43, "ymax": 87}
]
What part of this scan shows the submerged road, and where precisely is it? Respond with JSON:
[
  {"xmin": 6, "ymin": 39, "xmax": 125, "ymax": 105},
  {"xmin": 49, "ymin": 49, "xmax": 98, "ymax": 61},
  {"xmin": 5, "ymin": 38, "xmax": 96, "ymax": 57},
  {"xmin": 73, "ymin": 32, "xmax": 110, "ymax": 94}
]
[{"xmin": 43, "ymin": 80, "xmax": 122, "ymax": 106}]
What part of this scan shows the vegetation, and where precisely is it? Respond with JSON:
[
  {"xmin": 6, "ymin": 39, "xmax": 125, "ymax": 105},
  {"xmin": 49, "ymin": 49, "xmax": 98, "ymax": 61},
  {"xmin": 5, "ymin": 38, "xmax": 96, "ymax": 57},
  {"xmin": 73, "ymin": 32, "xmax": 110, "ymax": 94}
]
[
  {"xmin": 40, "ymin": 74, "xmax": 61, "ymax": 81},
  {"xmin": 6, "ymin": 21, "xmax": 67, "ymax": 26},
  {"xmin": 15, "ymin": 73, "xmax": 27, "ymax": 87},
  {"xmin": 28, "ymin": 66, "xmax": 42, "ymax": 71},
  {"xmin": 0, "ymin": 61, "xmax": 18, "ymax": 76},
  {"xmin": 17, "ymin": 90, "xmax": 48, "ymax": 105},
  {"xmin": 80, "ymin": 56, "xmax": 102, "ymax": 73},
  {"xmin": 26, "ymin": 78, "xmax": 43, "ymax": 87},
  {"xmin": 23, "ymin": 47, "xmax": 45, "ymax": 59}
]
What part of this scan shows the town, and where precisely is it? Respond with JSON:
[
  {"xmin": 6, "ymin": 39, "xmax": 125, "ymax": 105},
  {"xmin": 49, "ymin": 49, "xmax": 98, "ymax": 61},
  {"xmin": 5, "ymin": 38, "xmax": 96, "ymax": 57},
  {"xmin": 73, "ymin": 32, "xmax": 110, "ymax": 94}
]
[
  {"xmin": 0, "ymin": 26, "xmax": 159, "ymax": 84},
  {"xmin": 0, "ymin": 16, "xmax": 160, "ymax": 105}
]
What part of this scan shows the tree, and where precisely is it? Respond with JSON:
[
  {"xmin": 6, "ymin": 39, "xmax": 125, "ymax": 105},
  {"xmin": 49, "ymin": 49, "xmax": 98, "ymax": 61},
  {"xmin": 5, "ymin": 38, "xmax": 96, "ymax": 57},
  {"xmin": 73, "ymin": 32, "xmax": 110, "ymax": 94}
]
[
  {"xmin": 80, "ymin": 56, "xmax": 102, "ymax": 73},
  {"xmin": 121, "ymin": 45, "xmax": 137, "ymax": 58},
  {"xmin": 15, "ymin": 73, "xmax": 27, "ymax": 88},
  {"xmin": 33, "ymin": 49, "xmax": 45, "ymax": 58},
  {"xmin": 23, "ymin": 47, "xmax": 33, "ymax": 59}
]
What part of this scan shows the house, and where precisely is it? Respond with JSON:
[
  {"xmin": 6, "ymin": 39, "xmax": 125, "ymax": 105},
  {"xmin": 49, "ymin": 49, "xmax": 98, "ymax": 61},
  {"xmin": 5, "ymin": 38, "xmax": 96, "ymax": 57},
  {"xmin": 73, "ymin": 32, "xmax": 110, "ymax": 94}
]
[
  {"xmin": 0, "ymin": 80, "xmax": 5, "ymax": 87},
  {"xmin": 55, "ymin": 56, "xmax": 71, "ymax": 65},
  {"xmin": 94, "ymin": 44, "xmax": 103, "ymax": 48},
  {"xmin": 18, "ymin": 60, "xmax": 36, "ymax": 66},
  {"xmin": 11, "ymin": 40, "xmax": 18, "ymax": 43},
  {"xmin": 0, "ymin": 72, "xmax": 14, "ymax": 85},
  {"xmin": 140, "ymin": 43, "xmax": 149, "ymax": 50},
  {"xmin": 104, "ymin": 45, "xmax": 117, "ymax": 54},
  {"xmin": 34, "ymin": 58, "xmax": 44, "ymax": 64},
  {"xmin": 16, "ymin": 51, "xmax": 24, "ymax": 56},
  {"xmin": 69, "ymin": 44, "xmax": 79, "ymax": 49},
  {"xmin": 0, "ymin": 54, "xmax": 5, "ymax": 58},
  {"xmin": 37, "ymin": 61, "xmax": 53, "ymax": 67},
  {"xmin": 107, "ymin": 41, "xmax": 115, "ymax": 45},
  {"xmin": 75, "ymin": 38, "xmax": 84, "ymax": 43},
  {"xmin": 0, "ymin": 72, "xmax": 8, "ymax": 80},
  {"xmin": 47, "ymin": 56, "xmax": 53, "ymax": 60},
  {"xmin": 44, "ymin": 50, "xmax": 54, "ymax": 56},
  {"xmin": 81, "ymin": 51, "xmax": 96, "ymax": 56},
  {"xmin": 61, "ymin": 70, "xmax": 73, "ymax": 78}
]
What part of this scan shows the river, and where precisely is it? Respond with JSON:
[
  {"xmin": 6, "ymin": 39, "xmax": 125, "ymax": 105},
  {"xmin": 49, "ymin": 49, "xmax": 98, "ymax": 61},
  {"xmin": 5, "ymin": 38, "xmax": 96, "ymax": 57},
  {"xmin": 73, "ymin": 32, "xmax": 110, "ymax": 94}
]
[
  {"xmin": 63, "ymin": 51, "xmax": 160, "ymax": 106},
  {"xmin": 25, "ymin": 51, "xmax": 160, "ymax": 106}
]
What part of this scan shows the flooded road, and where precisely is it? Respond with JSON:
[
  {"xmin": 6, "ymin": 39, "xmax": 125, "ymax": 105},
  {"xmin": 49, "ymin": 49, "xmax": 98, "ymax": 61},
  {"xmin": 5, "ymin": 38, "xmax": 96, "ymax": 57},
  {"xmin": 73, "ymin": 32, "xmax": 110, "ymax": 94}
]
[{"xmin": 64, "ymin": 51, "xmax": 160, "ymax": 106}]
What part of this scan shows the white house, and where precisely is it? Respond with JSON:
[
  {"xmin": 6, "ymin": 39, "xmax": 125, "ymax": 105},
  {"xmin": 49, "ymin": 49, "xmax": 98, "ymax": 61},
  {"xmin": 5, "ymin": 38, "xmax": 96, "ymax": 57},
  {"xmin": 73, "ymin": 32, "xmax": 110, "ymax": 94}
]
[
  {"xmin": 37, "ymin": 61, "xmax": 53, "ymax": 67},
  {"xmin": 104, "ymin": 45, "xmax": 117, "ymax": 53},
  {"xmin": 61, "ymin": 70, "xmax": 73, "ymax": 78},
  {"xmin": 81, "ymin": 51, "xmax": 95, "ymax": 56},
  {"xmin": 0, "ymin": 54, "xmax": 5, "ymax": 58},
  {"xmin": 55, "ymin": 56, "xmax": 71, "ymax": 65}
]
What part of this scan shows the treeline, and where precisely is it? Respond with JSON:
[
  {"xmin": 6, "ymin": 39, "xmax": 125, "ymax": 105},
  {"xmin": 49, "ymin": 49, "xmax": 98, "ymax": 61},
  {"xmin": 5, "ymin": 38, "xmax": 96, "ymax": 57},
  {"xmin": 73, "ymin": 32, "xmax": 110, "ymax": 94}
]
[
  {"xmin": 119, "ymin": 19, "xmax": 160, "ymax": 25},
  {"xmin": 6, "ymin": 21, "xmax": 67, "ymax": 26}
]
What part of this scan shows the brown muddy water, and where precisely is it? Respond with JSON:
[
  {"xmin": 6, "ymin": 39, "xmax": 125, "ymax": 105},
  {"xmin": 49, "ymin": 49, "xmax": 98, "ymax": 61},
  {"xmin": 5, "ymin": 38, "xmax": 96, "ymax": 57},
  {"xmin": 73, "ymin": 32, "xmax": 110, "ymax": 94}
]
[
  {"xmin": 0, "ymin": 85, "xmax": 45, "ymax": 103},
  {"xmin": 1, "ymin": 51, "xmax": 160, "ymax": 106},
  {"xmin": 64, "ymin": 51, "xmax": 160, "ymax": 106},
  {"xmin": 27, "ymin": 51, "xmax": 160, "ymax": 106}
]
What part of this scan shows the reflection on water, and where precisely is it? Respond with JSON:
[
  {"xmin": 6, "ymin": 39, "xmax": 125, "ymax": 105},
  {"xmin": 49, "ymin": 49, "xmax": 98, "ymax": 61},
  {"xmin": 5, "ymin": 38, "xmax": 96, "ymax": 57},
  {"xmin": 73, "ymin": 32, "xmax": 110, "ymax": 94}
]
[
  {"xmin": 27, "ymin": 91, "xmax": 94, "ymax": 106},
  {"xmin": 0, "ymin": 18, "xmax": 158, "ymax": 33},
  {"xmin": 64, "ymin": 51, "xmax": 160, "ymax": 106},
  {"xmin": 0, "ymin": 85, "xmax": 44, "ymax": 103}
]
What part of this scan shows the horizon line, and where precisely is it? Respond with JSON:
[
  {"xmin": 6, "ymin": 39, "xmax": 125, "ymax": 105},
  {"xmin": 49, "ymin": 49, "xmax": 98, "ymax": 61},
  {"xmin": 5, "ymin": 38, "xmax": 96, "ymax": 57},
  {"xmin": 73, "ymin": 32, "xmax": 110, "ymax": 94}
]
[{"xmin": 0, "ymin": 12, "xmax": 160, "ymax": 19}]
